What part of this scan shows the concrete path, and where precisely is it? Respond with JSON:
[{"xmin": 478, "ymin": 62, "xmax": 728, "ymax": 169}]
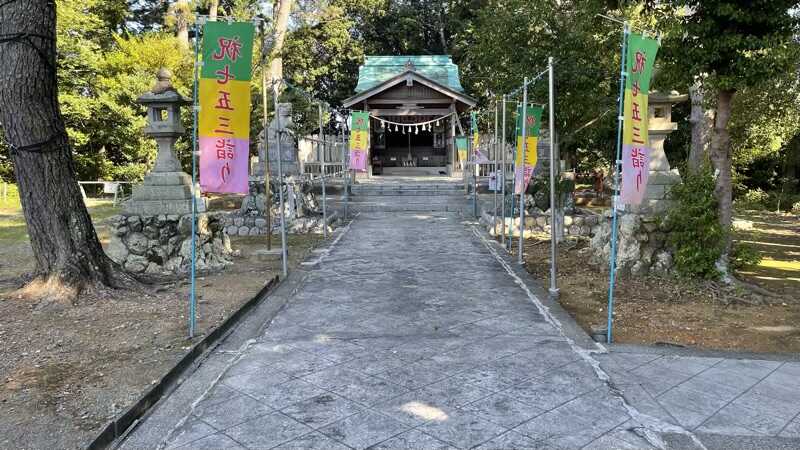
[
  {"xmin": 148, "ymin": 212, "xmax": 657, "ymax": 449},
  {"xmin": 123, "ymin": 211, "xmax": 800, "ymax": 450},
  {"xmin": 597, "ymin": 348, "xmax": 800, "ymax": 446}
]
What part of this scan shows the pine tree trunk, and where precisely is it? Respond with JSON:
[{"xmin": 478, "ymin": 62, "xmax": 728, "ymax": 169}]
[
  {"xmin": 269, "ymin": 0, "xmax": 293, "ymax": 90},
  {"xmin": 687, "ymin": 81, "xmax": 713, "ymax": 173},
  {"xmin": 709, "ymin": 89, "xmax": 735, "ymax": 266},
  {"xmin": 0, "ymin": 0, "xmax": 137, "ymax": 301}
]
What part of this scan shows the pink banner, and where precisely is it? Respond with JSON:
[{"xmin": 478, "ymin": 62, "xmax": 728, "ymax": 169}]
[
  {"xmin": 350, "ymin": 149, "xmax": 367, "ymax": 172},
  {"xmin": 199, "ymin": 136, "xmax": 250, "ymax": 194},
  {"xmin": 473, "ymin": 148, "xmax": 489, "ymax": 164},
  {"xmin": 514, "ymin": 164, "xmax": 534, "ymax": 195},
  {"xmin": 620, "ymin": 144, "xmax": 649, "ymax": 205}
]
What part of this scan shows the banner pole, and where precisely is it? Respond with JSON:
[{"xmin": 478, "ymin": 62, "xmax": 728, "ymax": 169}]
[
  {"xmin": 318, "ymin": 103, "xmax": 327, "ymax": 239},
  {"xmin": 548, "ymin": 57, "xmax": 559, "ymax": 298},
  {"xmin": 189, "ymin": 21, "xmax": 200, "ymax": 339},
  {"xmin": 473, "ymin": 138, "xmax": 478, "ymax": 218},
  {"xmin": 274, "ymin": 83, "xmax": 288, "ymax": 277},
  {"xmin": 493, "ymin": 99, "xmax": 498, "ymax": 219},
  {"xmin": 261, "ymin": 38, "xmax": 272, "ymax": 251},
  {"xmin": 342, "ymin": 123, "xmax": 349, "ymax": 221},
  {"xmin": 507, "ymin": 102, "xmax": 517, "ymax": 252},
  {"xmin": 501, "ymin": 95, "xmax": 507, "ymax": 246},
  {"xmin": 518, "ymin": 77, "xmax": 528, "ymax": 265},
  {"xmin": 607, "ymin": 24, "xmax": 630, "ymax": 344}
]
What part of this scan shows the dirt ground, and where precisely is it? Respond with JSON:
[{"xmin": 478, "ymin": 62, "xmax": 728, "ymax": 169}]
[
  {"xmin": 0, "ymin": 202, "xmax": 327, "ymax": 449},
  {"xmin": 522, "ymin": 212, "xmax": 800, "ymax": 354}
]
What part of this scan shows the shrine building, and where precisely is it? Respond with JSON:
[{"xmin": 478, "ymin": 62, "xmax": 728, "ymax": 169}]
[{"xmin": 343, "ymin": 56, "xmax": 476, "ymax": 176}]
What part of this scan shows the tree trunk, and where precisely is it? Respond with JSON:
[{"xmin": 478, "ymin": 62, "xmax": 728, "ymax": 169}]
[
  {"xmin": 208, "ymin": 0, "xmax": 219, "ymax": 21},
  {"xmin": 709, "ymin": 89, "xmax": 735, "ymax": 270},
  {"xmin": 0, "ymin": 0, "xmax": 136, "ymax": 302},
  {"xmin": 269, "ymin": 0, "xmax": 293, "ymax": 91},
  {"xmin": 687, "ymin": 81, "xmax": 713, "ymax": 173}
]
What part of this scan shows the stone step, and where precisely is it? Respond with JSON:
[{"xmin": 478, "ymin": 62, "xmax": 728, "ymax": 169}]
[{"xmin": 350, "ymin": 190, "xmax": 464, "ymax": 197}]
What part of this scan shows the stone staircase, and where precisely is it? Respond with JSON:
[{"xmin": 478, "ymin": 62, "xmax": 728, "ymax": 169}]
[{"xmin": 328, "ymin": 179, "xmax": 469, "ymax": 214}]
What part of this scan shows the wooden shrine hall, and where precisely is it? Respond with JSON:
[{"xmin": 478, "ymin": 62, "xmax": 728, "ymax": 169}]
[{"xmin": 343, "ymin": 56, "xmax": 477, "ymax": 176}]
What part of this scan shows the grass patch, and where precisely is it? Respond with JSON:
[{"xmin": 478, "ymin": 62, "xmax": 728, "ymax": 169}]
[
  {"xmin": 0, "ymin": 199, "xmax": 121, "ymax": 243},
  {"xmin": 0, "ymin": 183, "xmax": 21, "ymax": 212}
]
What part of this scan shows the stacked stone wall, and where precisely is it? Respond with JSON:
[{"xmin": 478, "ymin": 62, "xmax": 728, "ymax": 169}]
[{"xmin": 106, "ymin": 213, "xmax": 233, "ymax": 274}]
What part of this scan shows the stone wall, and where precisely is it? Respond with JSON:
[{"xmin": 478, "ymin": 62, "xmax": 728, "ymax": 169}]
[
  {"xmin": 220, "ymin": 211, "xmax": 338, "ymax": 236},
  {"xmin": 482, "ymin": 209, "xmax": 600, "ymax": 238},
  {"xmin": 106, "ymin": 213, "xmax": 233, "ymax": 274},
  {"xmin": 589, "ymin": 212, "xmax": 674, "ymax": 275}
]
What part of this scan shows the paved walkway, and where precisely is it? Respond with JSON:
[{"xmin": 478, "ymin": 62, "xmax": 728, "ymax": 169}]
[
  {"xmin": 598, "ymin": 349, "xmax": 800, "ymax": 441},
  {"xmin": 157, "ymin": 213, "xmax": 654, "ymax": 449},
  {"xmin": 126, "ymin": 212, "xmax": 800, "ymax": 450}
]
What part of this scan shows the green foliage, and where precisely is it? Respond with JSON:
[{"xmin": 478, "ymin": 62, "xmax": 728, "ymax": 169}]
[
  {"xmin": 730, "ymin": 243, "xmax": 763, "ymax": 271},
  {"xmin": 665, "ymin": 168, "xmax": 726, "ymax": 279},
  {"xmin": 0, "ymin": 183, "xmax": 20, "ymax": 210},
  {"xmin": 735, "ymin": 187, "xmax": 770, "ymax": 210},
  {"xmin": 672, "ymin": 0, "xmax": 799, "ymax": 93}
]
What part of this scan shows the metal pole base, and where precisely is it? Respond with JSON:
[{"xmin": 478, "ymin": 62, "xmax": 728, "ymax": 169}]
[{"xmin": 548, "ymin": 288, "xmax": 560, "ymax": 299}]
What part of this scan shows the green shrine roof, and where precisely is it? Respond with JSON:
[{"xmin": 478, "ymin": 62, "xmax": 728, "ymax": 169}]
[{"xmin": 354, "ymin": 55, "xmax": 466, "ymax": 93}]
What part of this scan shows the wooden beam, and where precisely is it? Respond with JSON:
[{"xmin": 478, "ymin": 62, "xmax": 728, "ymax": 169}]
[
  {"xmin": 371, "ymin": 108, "xmax": 452, "ymax": 116},
  {"xmin": 366, "ymin": 98, "xmax": 454, "ymax": 105}
]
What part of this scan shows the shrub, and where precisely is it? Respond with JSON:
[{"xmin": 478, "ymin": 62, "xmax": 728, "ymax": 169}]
[
  {"xmin": 730, "ymin": 243, "xmax": 763, "ymax": 270},
  {"xmin": 735, "ymin": 187, "xmax": 770, "ymax": 210},
  {"xmin": 665, "ymin": 168, "xmax": 726, "ymax": 279}
]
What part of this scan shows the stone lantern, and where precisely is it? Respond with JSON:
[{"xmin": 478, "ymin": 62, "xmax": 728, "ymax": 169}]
[
  {"xmin": 126, "ymin": 68, "xmax": 205, "ymax": 215},
  {"xmin": 629, "ymin": 90, "xmax": 688, "ymax": 215}
]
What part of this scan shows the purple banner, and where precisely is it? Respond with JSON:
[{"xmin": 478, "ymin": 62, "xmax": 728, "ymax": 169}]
[
  {"xmin": 514, "ymin": 165, "xmax": 534, "ymax": 195},
  {"xmin": 199, "ymin": 136, "xmax": 250, "ymax": 194},
  {"xmin": 350, "ymin": 149, "xmax": 367, "ymax": 172},
  {"xmin": 620, "ymin": 144, "xmax": 649, "ymax": 205}
]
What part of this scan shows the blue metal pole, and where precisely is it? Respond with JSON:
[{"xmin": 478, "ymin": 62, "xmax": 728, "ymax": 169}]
[
  {"xmin": 507, "ymin": 103, "xmax": 518, "ymax": 252},
  {"xmin": 189, "ymin": 21, "xmax": 201, "ymax": 339},
  {"xmin": 500, "ymin": 95, "xmax": 507, "ymax": 247},
  {"xmin": 518, "ymin": 78, "xmax": 528, "ymax": 265},
  {"xmin": 607, "ymin": 24, "xmax": 630, "ymax": 344}
]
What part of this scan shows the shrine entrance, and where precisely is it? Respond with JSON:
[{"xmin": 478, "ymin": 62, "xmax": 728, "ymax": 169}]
[{"xmin": 343, "ymin": 56, "xmax": 476, "ymax": 177}]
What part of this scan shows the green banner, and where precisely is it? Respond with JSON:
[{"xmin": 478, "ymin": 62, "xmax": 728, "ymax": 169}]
[
  {"xmin": 455, "ymin": 136, "xmax": 468, "ymax": 162},
  {"xmin": 622, "ymin": 33, "xmax": 659, "ymax": 148},
  {"xmin": 351, "ymin": 111, "xmax": 370, "ymax": 131},
  {"xmin": 200, "ymin": 21, "xmax": 255, "ymax": 82}
]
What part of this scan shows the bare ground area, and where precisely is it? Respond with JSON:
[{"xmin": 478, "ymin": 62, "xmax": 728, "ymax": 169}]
[
  {"xmin": 0, "ymin": 201, "xmax": 326, "ymax": 449},
  {"xmin": 522, "ymin": 211, "xmax": 800, "ymax": 354}
]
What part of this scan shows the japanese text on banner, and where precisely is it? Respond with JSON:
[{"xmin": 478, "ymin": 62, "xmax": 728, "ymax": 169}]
[
  {"xmin": 470, "ymin": 112, "xmax": 487, "ymax": 162},
  {"xmin": 198, "ymin": 21, "xmax": 254, "ymax": 194},
  {"xmin": 349, "ymin": 112, "xmax": 369, "ymax": 172},
  {"xmin": 620, "ymin": 33, "xmax": 659, "ymax": 205},
  {"xmin": 514, "ymin": 105, "xmax": 543, "ymax": 194}
]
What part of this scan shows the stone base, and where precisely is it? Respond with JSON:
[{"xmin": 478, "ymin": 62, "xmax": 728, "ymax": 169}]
[
  {"xmin": 253, "ymin": 248, "xmax": 283, "ymax": 262},
  {"xmin": 589, "ymin": 211, "xmax": 674, "ymax": 276},
  {"xmin": 105, "ymin": 213, "xmax": 232, "ymax": 275},
  {"xmin": 126, "ymin": 171, "xmax": 207, "ymax": 215},
  {"xmin": 627, "ymin": 169, "xmax": 681, "ymax": 215}
]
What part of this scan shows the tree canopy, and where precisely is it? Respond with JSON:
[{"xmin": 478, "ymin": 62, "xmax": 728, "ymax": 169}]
[{"xmin": 0, "ymin": 0, "xmax": 798, "ymax": 209}]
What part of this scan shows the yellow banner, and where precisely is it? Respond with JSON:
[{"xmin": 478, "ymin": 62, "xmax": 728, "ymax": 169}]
[
  {"xmin": 515, "ymin": 135, "xmax": 538, "ymax": 168},
  {"xmin": 350, "ymin": 129, "xmax": 368, "ymax": 151},
  {"xmin": 199, "ymin": 78, "xmax": 251, "ymax": 138},
  {"xmin": 622, "ymin": 91, "xmax": 649, "ymax": 147}
]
